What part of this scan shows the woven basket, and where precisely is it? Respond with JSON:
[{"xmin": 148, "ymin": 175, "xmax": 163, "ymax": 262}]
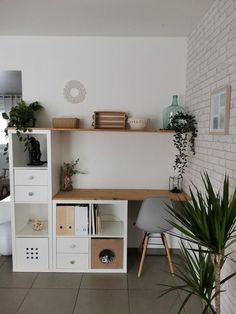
[{"xmin": 52, "ymin": 118, "xmax": 80, "ymax": 129}]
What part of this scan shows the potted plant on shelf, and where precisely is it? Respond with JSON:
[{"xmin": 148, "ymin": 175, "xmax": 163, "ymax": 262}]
[
  {"xmin": 61, "ymin": 158, "xmax": 86, "ymax": 191},
  {"xmin": 2, "ymin": 100, "xmax": 43, "ymax": 157},
  {"xmin": 167, "ymin": 112, "xmax": 197, "ymax": 193},
  {"xmin": 161, "ymin": 172, "xmax": 236, "ymax": 314},
  {"xmin": 167, "ymin": 112, "xmax": 198, "ymax": 178}
]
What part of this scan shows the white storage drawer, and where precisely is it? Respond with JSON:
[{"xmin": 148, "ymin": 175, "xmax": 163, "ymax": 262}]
[
  {"xmin": 15, "ymin": 238, "xmax": 48, "ymax": 271},
  {"xmin": 57, "ymin": 237, "xmax": 88, "ymax": 253},
  {"xmin": 14, "ymin": 186, "xmax": 48, "ymax": 203},
  {"xmin": 57, "ymin": 253, "xmax": 88, "ymax": 269},
  {"xmin": 14, "ymin": 169, "xmax": 48, "ymax": 186}
]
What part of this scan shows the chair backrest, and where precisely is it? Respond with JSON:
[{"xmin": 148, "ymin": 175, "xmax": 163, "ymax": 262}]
[{"xmin": 136, "ymin": 196, "xmax": 173, "ymax": 233}]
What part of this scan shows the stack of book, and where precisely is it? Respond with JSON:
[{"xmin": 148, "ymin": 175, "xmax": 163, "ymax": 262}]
[{"xmin": 91, "ymin": 204, "xmax": 102, "ymax": 235}]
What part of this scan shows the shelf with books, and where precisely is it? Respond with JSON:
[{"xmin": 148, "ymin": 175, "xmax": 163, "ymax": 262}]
[
  {"xmin": 91, "ymin": 221, "xmax": 124, "ymax": 238},
  {"xmin": 52, "ymin": 199, "xmax": 128, "ymax": 273}
]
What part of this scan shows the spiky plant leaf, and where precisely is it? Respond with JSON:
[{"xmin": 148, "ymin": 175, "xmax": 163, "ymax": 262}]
[{"xmin": 159, "ymin": 243, "xmax": 215, "ymax": 313}]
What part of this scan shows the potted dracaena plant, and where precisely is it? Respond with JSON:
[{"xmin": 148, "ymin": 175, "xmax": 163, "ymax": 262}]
[{"xmin": 161, "ymin": 172, "xmax": 236, "ymax": 314}]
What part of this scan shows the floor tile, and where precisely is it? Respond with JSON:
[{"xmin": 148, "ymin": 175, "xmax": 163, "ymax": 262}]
[
  {"xmin": 128, "ymin": 255, "xmax": 176, "ymax": 290},
  {"xmin": 0, "ymin": 262, "xmax": 37, "ymax": 288},
  {"xmin": 178, "ymin": 289, "xmax": 203, "ymax": 314},
  {"xmin": 129, "ymin": 289, "xmax": 182, "ymax": 314},
  {"xmin": 73, "ymin": 289, "xmax": 129, "ymax": 314},
  {"xmin": 0, "ymin": 288, "xmax": 28, "ymax": 314},
  {"xmin": 81, "ymin": 273, "xmax": 127, "ymax": 289},
  {"xmin": 0, "ymin": 255, "xmax": 11, "ymax": 262},
  {"xmin": 17, "ymin": 288, "xmax": 78, "ymax": 314},
  {"xmin": 33, "ymin": 272, "xmax": 83, "ymax": 289}
]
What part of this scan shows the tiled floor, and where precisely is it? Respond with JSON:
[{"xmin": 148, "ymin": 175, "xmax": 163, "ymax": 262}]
[{"xmin": 0, "ymin": 252, "xmax": 202, "ymax": 314}]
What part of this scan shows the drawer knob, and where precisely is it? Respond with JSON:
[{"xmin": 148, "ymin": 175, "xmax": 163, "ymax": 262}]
[
  {"xmin": 28, "ymin": 192, "xmax": 34, "ymax": 196},
  {"xmin": 29, "ymin": 176, "xmax": 34, "ymax": 180},
  {"xmin": 70, "ymin": 260, "xmax": 76, "ymax": 265},
  {"xmin": 70, "ymin": 244, "xmax": 76, "ymax": 248}
]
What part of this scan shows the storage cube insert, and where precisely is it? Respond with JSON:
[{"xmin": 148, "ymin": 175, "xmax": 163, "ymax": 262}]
[{"xmin": 91, "ymin": 238, "xmax": 123, "ymax": 269}]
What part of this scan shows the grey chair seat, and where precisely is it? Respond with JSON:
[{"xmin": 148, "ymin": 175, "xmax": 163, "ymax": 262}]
[{"xmin": 135, "ymin": 196, "xmax": 174, "ymax": 277}]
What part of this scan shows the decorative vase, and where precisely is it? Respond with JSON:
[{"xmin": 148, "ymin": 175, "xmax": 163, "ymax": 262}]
[
  {"xmin": 60, "ymin": 166, "xmax": 73, "ymax": 191},
  {"xmin": 163, "ymin": 95, "xmax": 185, "ymax": 129},
  {"xmin": 169, "ymin": 176, "xmax": 183, "ymax": 193}
]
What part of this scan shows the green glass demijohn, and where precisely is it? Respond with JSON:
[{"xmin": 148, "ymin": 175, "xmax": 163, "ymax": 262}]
[{"xmin": 163, "ymin": 95, "xmax": 185, "ymax": 129}]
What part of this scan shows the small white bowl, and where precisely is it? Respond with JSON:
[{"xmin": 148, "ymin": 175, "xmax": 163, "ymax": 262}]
[{"xmin": 127, "ymin": 118, "xmax": 149, "ymax": 130}]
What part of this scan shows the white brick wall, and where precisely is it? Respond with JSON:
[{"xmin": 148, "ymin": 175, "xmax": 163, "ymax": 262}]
[{"xmin": 185, "ymin": 0, "xmax": 236, "ymax": 313}]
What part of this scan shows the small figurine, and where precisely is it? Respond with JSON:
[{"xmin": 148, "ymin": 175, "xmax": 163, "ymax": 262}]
[
  {"xmin": 99, "ymin": 249, "xmax": 114, "ymax": 264},
  {"xmin": 27, "ymin": 137, "xmax": 46, "ymax": 166}
]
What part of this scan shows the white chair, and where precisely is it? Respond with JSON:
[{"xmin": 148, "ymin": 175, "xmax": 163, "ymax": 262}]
[{"xmin": 136, "ymin": 196, "xmax": 174, "ymax": 277}]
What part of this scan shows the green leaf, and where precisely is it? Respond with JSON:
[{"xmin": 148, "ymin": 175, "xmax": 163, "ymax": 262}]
[
  {"xmin": 165, "ymin": 172, "xmax": 236, "ymax": 312},
  {"xmin": 2, "ymin": 112, "xmax": 9, "ymax": 120}
]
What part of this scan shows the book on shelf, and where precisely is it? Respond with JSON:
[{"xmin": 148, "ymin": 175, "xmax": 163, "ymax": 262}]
[
  {"xmin": 96, "ymin": 205, "xmax": 102, "ymax": 234},
  {"xmin": 91, "ymin": 204, "xmax": 102, "ymax": 235}
]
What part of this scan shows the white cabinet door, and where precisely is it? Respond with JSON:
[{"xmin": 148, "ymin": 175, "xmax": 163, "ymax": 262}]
[{"xmin": 15, "ymin": 238, "xmax": 48, "ymax": 271}]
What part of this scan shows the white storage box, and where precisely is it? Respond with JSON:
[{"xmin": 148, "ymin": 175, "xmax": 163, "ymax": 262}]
[
  {"xmin": 14, "ymin": 186, "xmax": 48, "ymax": 203},
  {"xmin": 14, "ymin": 169, "xmax": 48, "ymax": 186},
  {"xmin": 15, "ymin": 238, "xmax": 48, "ymax": 270},
  {"xmin": 57, "ymin": 253, "xmax": 88, "ymax": 269},
  {"xmin": 57, "ymin": 237, "xmax": 88, "ymax": 253}
]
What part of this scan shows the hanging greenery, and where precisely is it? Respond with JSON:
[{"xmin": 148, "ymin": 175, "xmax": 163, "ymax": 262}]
[
  {"xmin": 167, "ymin": 112, "xmax": 198, "ymax": 177},
  {"xmin": 161, "ymin": 172, "xmax": 236, "ymax": 314},
  {"xmin": 2, "ymin": 100, "xmax": 43, "ymax": 157}
]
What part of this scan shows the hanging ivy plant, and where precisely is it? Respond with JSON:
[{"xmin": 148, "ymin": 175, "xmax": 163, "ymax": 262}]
[
  {"xmin": 2, "ymin": 100, "xmax": 43, "ymax": 158},
  {"xmin": 167, "ymin": 112, "xmax": 198, "ymax": 177}
]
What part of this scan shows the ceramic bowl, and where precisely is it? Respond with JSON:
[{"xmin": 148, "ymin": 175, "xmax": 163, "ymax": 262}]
[{"xmin": 127, "ymin": 118, "xmax": 149, "ymax": 130}]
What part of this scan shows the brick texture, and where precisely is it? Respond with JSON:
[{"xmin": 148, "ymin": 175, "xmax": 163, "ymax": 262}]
[{"xmin": 185, "ymin": 0, "xmax": 236, "ymax": 313}]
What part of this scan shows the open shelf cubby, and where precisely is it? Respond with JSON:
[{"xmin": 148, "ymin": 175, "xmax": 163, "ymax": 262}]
[{"xmin": 14, "ymin": 204, "xmax": 49, "ymax": 238}]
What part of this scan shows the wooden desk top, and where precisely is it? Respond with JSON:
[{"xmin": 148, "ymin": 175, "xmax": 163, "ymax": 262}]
[{"xmin": 53, "ymin": 189, "xmax": 190, "ymax": 201}]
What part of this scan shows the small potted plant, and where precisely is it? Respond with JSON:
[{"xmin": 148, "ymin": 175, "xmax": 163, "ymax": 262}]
[
  {"xmin": 2, "ymin": 100, "xmax": 43, "ymax": 157},
  {"xmin": 167, "ymin": 112, "xmax": 198, "ymax": 192},
  {"xmin": 167, "ymin": 111, "xmax": 198, "ymax": 178},
  {"xmin": 60, "ymin": 158, "xmax": 85, "ymax": 191}
]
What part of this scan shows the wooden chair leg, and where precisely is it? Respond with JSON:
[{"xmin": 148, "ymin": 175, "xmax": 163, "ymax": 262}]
[
  {"xmin": 138, "ymin": 232, "xmax": 147, "ymax": 255},
  {"xmin": 161, "ymin": 233, "xmax": 174, "ymax": 275},
  {"xmin": 138, "ymin": 233, "xmax": 149, "ymax": 277}
]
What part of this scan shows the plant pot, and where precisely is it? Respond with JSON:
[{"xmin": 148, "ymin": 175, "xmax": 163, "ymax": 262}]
[{"xmin": 60, "ymin": 167, "xmax": 73, "ymax": 191}]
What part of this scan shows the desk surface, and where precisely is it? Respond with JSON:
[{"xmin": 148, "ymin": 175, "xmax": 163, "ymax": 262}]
[{"xmin": 53, "ymin": 189, "xmax": 190, "ymax": 201}]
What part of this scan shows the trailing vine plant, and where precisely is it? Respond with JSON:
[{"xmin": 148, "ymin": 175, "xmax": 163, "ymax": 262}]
[
  {"xmin": 2, "ymin": 100, "xmax": 43, "ymax": 158},
  {"xmin": 167, "ymin": 112, "xmax": 198, "ymax": 177}
]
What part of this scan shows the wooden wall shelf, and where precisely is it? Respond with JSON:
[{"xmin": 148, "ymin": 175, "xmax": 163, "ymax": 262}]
[
  {"xmin": 51, "ymin": 128, "xmax": 174, "ymax": 133},
  {"xmin": 8, "ymin": 127, "xmax": 174, "ymax": 133}
]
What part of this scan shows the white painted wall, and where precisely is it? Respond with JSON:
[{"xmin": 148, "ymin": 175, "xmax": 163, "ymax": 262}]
[
  {"xmin": 0, "ymin": 36, "xmax": 187, "ymax": 189},
  {"xmin": 185, "ymin": 0, "xmax": 236, "ymax": 312}
]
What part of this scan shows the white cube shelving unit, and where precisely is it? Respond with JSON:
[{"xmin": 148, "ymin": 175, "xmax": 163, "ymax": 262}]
[
  {"xmin": 9, "ymin": 129, "xmax": 53, "ymax": 271},
  {"xmin": 53, "ymin": 199, "xmax": 128, "ymax": 273}
]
